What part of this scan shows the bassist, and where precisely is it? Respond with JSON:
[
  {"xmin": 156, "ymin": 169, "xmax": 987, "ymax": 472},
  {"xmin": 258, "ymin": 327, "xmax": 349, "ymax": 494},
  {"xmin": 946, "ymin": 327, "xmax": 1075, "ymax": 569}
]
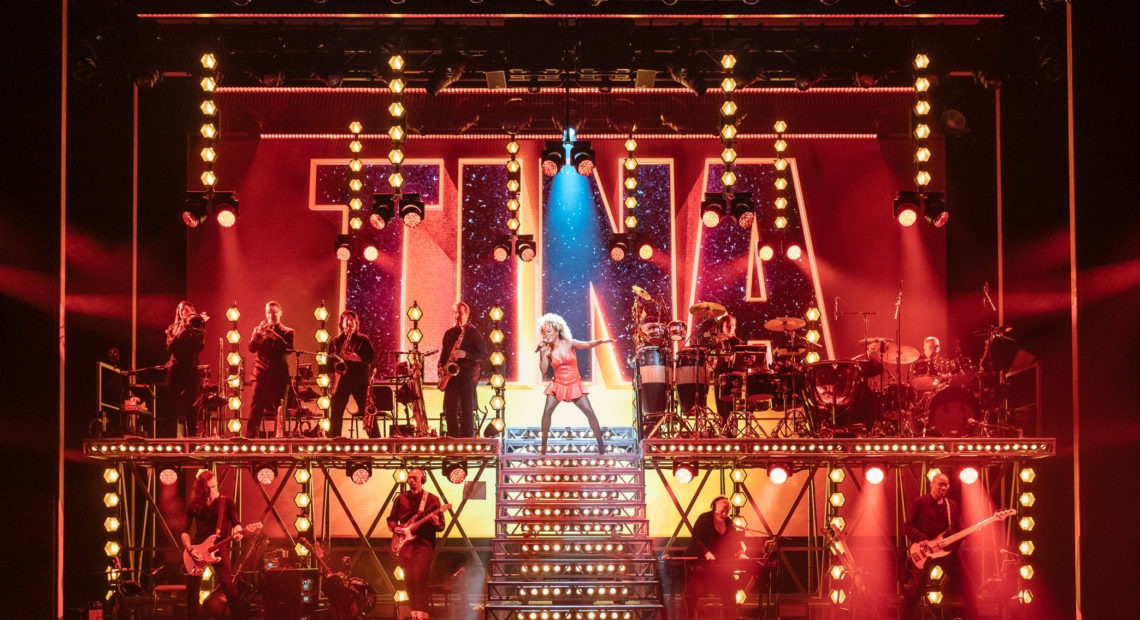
[
  {"xmin": 386, "ymin": 469, "xmax": 444, "ymax": 620},
  {"xmin": 902, "ymin": 472, "xmax": 976, "ymax": 620},
  {"xmin": 181, "ymin": 470, "xmax": 245, "ymax": 619}
]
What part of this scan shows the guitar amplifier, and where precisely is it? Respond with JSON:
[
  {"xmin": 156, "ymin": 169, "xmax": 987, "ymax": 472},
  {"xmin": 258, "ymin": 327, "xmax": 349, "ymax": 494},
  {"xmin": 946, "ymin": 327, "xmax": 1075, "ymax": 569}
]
[{"xmin": 262, "ymin": 568, "xmax": 318, "ymax": 620}]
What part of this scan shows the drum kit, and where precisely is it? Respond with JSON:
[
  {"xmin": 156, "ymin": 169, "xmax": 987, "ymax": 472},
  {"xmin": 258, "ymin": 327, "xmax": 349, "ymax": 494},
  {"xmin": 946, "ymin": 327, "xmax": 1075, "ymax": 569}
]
[
  {"xmin": 633, "ymin": 292, "xmax": 1022, "ymax": 439},
  {"xmin": 635, "ymin": 294, "xmax": 838, "ymax": 439}
]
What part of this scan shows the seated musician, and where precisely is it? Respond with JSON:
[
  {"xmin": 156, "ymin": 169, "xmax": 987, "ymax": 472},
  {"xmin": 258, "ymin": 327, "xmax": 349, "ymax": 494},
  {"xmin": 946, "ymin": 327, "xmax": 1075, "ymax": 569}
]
[{"xmin": 684, "ymin": 496, "xmax": 748, "ymax": 619}]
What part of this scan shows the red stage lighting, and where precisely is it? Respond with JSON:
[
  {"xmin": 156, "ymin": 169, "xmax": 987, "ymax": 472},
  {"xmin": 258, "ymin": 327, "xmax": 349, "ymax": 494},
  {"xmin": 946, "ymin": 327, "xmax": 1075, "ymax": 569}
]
[
  {"xmin": 786, "ymin": 244, "xmax": 803, "ymax": 261},
  {"xmin": 253, "ymin": 463, "xmax": 276, "ymax": 485},
  {"xmin": 959, "ymin": 466, "xmax": 980, "ymax": 485},
  {"xmin": 673, "ymin": 462, "xmax": 697, "ymax": 484},
  {"xmin": 894, "ymin": 191, "xmax": 921, "ymax": 227},
  {"xmin": 865, "ymin": 465, "xmax": 886, "ymax": 485},
  {"xmin": 768, "ymin": 465, "xmax": 789, "ymax": 485}
]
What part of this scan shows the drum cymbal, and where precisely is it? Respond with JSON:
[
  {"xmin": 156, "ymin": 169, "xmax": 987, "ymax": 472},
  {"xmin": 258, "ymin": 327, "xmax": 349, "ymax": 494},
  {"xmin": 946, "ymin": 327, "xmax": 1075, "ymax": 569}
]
[
  {"xmin": 764, "ymin": 317, "xmax": 807, "ymax": 332},
  {"xmin": 972, "ymin": 324, "xmax": 1013, "ymax": 337},
  {"xmin": 857, "ymin": 337, "xmax": 893, "ymax": 346},
  {"xmin": 880, "ymin": 343, "xmax": 920, "ymax": 365},
  {"xmin": 689, "ymin": 301, "xmax": 727, "ymax": 318}
]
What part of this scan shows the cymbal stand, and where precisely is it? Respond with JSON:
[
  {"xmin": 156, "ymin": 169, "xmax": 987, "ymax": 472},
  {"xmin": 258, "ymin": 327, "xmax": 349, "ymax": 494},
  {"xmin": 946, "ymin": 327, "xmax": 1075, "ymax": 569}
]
[{"xmin": 770, "ymin": 381, "xmax": 811, "ymax": 438}]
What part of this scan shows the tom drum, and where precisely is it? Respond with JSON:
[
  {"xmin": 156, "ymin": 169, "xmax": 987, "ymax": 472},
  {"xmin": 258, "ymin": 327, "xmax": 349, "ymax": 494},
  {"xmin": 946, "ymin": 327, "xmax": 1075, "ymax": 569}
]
[
  {"xmin": 636, "ymin": 346, "xmax": 670, "ymax": 416},
  {"xmin": 675, "ymin": 347, "xmax": 710, "ymax": 412}
]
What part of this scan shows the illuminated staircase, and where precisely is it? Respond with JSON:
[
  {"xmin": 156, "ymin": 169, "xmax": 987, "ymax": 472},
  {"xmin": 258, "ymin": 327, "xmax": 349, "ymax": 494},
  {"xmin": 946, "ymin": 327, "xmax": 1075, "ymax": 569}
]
[{"xmin": 483, "ymin": 426, "xmax": 666, "ymax": 620}]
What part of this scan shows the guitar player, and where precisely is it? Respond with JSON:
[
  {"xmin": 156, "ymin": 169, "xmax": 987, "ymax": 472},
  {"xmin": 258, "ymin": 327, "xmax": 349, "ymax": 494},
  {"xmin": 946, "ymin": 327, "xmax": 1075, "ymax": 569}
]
[
  {"xmin": 180, "ymin": 470, "xmax": 245, "ymax": 619},
  {"xmin": 902, "ymin": 472, "xmax": 977, "ymax": 620},
  {"xmin": 386, "ymin": 468, "xmax": 445, "ymax": 620}
]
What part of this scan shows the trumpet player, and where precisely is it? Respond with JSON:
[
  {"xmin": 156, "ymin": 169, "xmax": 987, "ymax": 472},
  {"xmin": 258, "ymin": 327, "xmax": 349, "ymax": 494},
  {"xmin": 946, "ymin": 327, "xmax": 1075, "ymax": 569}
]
[
  {"xmin": 327, "ymin": 309, "xmax": 376, "ymax": 438},
  {"xmin": 438, "ymin": 301, "xmax": 487, "ymax": 438},
  {"xmin": 165, "ymin": 300, "xmax": 206, "ymax": 437},
  {"xmin": 246, "ymin": 300, "xmax": 295, "ymax": 438}
]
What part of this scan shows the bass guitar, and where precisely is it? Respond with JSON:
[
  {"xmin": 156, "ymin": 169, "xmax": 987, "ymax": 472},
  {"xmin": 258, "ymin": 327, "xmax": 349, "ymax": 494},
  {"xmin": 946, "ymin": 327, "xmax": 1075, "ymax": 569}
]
[
  {"xmin": 298, "ymin": 538, "xmax": 367, "ymax": 620},
  {"xmin": 182, "ymin": 522, "xmax": 263, "ymax": 576},
  {"xmin": 908, "ymin": 508, "xmax": 1016, "ymax": 569},
  {"xmin": 390, "ymin": 503, "xmax": 451, "ymax": 556}
]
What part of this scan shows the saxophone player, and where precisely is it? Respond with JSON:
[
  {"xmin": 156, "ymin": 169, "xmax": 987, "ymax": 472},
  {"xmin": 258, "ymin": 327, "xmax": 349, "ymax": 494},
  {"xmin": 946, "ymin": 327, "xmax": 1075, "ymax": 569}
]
[
  {"xmin": 327, "ymin": 309, "xmax": 376, "ymax": 438},
  {"xmin": 438, "ymin": 301, "xmax": 487, "ymax": 437},
  {"xmin": 165, "ymin": 300, "xmax": 207, "ymax": 437},
  {"xmin": 246, "ymin": 301, "xmax": 295, "ymax": 438}
]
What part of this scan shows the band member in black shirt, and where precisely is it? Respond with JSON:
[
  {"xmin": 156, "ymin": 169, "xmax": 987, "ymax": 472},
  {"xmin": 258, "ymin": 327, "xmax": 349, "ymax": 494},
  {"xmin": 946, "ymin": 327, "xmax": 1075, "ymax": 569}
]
[
  {"xmin": 386, "ymin": 469, "xmax": 444, "ymax": 620},
  {"xmin": 327, "ymin": 309, "xmax": 376, "ymax": 437},
  {"xmin": 438, "ymin": 301, "xmax": 486, "ymax": 437},
  {"xmin": 246, "ymin": 301, "xmax": 295, "ymax": 437},
  {"xmin": 181, "ymin": 470, "xmax": 244, "ymax": 618}
]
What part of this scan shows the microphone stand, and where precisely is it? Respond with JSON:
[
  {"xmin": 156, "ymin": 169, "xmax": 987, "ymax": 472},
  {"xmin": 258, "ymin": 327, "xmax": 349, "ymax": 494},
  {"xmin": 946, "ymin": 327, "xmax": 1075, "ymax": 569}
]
[{"xmin": 892, "ymin": 282, "xmax": 914, "ymax": 436}]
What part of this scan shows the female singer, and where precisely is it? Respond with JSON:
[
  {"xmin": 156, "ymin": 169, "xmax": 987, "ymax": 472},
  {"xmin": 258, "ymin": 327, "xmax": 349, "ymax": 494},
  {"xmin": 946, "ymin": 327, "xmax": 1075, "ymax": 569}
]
[
  {"xmin": 166, "ymin": 300, "xmax": 206, "ymax": 437},
  {"xmin": 536, "ymin": 313, "xmax": 613, "ymax": 455}
]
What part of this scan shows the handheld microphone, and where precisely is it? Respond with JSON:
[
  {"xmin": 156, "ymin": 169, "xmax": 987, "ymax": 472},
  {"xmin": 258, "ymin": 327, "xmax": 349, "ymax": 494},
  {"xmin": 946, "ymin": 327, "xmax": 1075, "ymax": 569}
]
[
  {"xmin": 893, "ymin": 281, "xmax": 903, "ymax": 320},
  {"xmin": 535, "ymin": 339, "xmax": 551, "ymax": 353}
]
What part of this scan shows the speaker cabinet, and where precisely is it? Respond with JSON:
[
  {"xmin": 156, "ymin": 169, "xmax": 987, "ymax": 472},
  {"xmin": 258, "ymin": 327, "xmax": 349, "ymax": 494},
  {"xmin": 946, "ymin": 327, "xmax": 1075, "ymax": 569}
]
[{"xmin": 261, "ymin": 568, "xmax": 318, "ymax": 620}]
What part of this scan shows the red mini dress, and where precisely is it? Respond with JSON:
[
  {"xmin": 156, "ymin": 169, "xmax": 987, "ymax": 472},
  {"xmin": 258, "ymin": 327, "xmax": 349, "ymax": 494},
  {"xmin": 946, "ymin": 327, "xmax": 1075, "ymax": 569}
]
[{"xmin": 544, "ymin": 348, "xmax": 587, "ymax": 402}]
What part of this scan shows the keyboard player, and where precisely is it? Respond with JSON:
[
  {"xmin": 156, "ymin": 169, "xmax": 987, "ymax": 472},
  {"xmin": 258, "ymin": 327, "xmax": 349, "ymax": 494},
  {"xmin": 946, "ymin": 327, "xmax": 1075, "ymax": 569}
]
[{"xmin": 684, "ymin": 496, "xmax": 748, "ymax": 618}]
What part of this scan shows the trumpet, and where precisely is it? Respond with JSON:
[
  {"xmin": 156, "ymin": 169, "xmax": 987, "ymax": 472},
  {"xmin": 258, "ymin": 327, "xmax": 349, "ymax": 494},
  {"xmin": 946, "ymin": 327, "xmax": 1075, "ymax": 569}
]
[{"xmin": 186, "ymin": 313, "xmax": 209, "ymax": 332}]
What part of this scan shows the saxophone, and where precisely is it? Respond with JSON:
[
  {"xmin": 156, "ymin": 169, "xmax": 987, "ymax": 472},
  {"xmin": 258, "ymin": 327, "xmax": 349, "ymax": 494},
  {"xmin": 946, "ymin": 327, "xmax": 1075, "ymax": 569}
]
[
  {"xmin": 436, "ymin": 323, "xmax": 466, "ymax": 391},
  {"xmin": 407, "ymin": 351, "xmax": 430, "ymax": 435},
  {"xmin": 362, "ymin": 366, "xmax": 379, "ymax": 433}
]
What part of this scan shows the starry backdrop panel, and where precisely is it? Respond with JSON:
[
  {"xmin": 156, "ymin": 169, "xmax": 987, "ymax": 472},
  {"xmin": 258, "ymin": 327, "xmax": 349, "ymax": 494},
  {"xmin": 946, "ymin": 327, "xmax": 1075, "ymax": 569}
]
[
  {"xmin": 542, "ymin": 163, "xmax": 673, "ymax": 382},
  {"xmin": 698, "ymin": 162, "xmax": 819, "ymax": 348}
]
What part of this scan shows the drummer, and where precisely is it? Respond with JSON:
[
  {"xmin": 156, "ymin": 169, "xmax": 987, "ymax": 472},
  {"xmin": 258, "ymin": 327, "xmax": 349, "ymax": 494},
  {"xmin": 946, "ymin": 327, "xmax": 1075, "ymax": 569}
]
[{"xmin": 912, "ymin": 336, "xmax": 943, "ymax": 378}]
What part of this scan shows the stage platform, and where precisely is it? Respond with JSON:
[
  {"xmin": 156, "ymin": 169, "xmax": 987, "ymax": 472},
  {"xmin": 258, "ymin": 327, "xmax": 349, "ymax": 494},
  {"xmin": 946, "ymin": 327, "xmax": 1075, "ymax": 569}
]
[{"xmin": 83, "ymin": 434, "xmax": 1054, "ymax": 466}]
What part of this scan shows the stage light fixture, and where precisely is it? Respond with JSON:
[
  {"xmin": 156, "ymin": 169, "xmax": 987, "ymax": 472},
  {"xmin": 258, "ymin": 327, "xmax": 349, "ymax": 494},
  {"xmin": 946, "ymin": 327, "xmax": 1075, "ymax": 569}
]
[
  {"xmin": 894, "ymin": 191, "xmax": 921, "ymax": 226},
  {"xmin": 541, "ymin": 141, "xmax": 565, "ymax": 177},
  {"xmin": 371, "ymin": 194, "xmax": 395, "ymax": 230},
  {"xmin": 483, "ymin": 418, "xmax": 505, "ymax": 438},
  {"xmin": 252, "ymin": 462, "xmax": 277, "ymax": 485},
  {"xmin": 213, "ymin": 193, "xmax": 239, "ymax": 228},
  {"xmin": 346, "ymin": 461, "xmax": 372, "ymax": 484},
  {"xmin": 425, "ymin": 50, "xmax": 468, "ymax": 96},
  {"xmin": 666, "ymin": 58, "xmax": 705, "ymax": 96},
  {"xmin": 443, "ymin": 458, "xmax": 468, "ymax": 484},
  {"xmin": 701, "ymin": 193, "xmax": 727, "ymax": 227},
  {"xmin": 158, "ymin": 467, "xmax": 179, "ymax": 486},
  {"xmin": 362, "ymin": 244, "xmax": 380, "ymax": 262},
  {"xmin": 959, "ymin": 466, "xmax": 980, "ymax": 485},
  {"xmin": 786, "ymin": 244, "xmax": 803, "ymax": 261},
  {"xmin": 570, "ymin": 141, "xmax": 596, "ymax": 177},
  {"xmin": 492, "ymin": 235, "xmax": 512, "ymax": 262},
  {"xmin": 182, "ymin": 194, "xmax": 209, "ymax": 228},
  {"xmin": 399, "ymin": 194, "xmax": 425, "ymax": 227},
  {"xmin": 334, "ymin": 235, "xmax": 352, "ymax": 261},
  {"xmin": 608, "ymin": 234, "xmax": 632, "ymax": 262},
  {"xmin": 637, "ymin": 242, "xmax": 654, "ymax": 261},
  {"xmin": 865, "ymin": 465, "xmax": 886, "ymax": 485},
  {"xmin": 758, "ymin": 245, "xmax": 775, "ymax": 261},
  {"xmin": 515, "ymin": 235, "xmax": 537, "ymax": 262},
  {"xmin": 767, "ymin": 465, "xmax": 789, "ymax": 485},
  {"xmin": 672, "ymin": 462, "xmax": 697, "ymax": 484},
  {"xmin": 729, "ymin": 192, "xmax": 755, "ymax": 228},
  {"xmin": 922, "ymin": 192, "xmax": 949, "ymax": 227}
]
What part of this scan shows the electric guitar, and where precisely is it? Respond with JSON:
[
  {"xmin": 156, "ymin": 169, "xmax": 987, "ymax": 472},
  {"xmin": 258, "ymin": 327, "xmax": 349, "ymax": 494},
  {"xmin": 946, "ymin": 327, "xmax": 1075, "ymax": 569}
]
[
  {"xmin": 908, "ymin": 508, "xmax": 1016, "ymax": 569},
  {"xmin": 298, "ymin": 538, "xmax": 364, "ymax": 620},
  {"xmin": 202, "ymin": 533, "xmax": 268, "ymax": 619},
  {"xmin": 182, "ymin": 522, "xmax": 263, "ymax": 576},
  {"xmin": 390, "ymin": 503, "xmax": 451, "ymax": 556}
]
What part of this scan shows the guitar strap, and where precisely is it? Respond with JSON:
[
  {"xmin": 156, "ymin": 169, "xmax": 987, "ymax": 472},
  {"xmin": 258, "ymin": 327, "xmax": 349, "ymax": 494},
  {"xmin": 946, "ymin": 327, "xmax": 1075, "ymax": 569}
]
[{"xmin": 214, "ymin": 496, "xmax": 226, "ymax": 538}]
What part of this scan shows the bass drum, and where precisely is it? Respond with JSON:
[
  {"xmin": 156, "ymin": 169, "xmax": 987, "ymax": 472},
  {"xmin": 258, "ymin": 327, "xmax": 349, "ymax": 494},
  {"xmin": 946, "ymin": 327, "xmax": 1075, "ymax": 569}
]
[
  {"xmin": 636, "ymin": 346, "xmax": 670, "ymax": 416},
  {"xmin": 802, "ymin": 361, "xmax": 863, "ymax": 411},
  {"xmin": 675, "ymin": 347, "xmax": 709, "ymax": 412},
  {"xmin": 924, "ymin": 386, "xmax": 979, "ymax": 437}
]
